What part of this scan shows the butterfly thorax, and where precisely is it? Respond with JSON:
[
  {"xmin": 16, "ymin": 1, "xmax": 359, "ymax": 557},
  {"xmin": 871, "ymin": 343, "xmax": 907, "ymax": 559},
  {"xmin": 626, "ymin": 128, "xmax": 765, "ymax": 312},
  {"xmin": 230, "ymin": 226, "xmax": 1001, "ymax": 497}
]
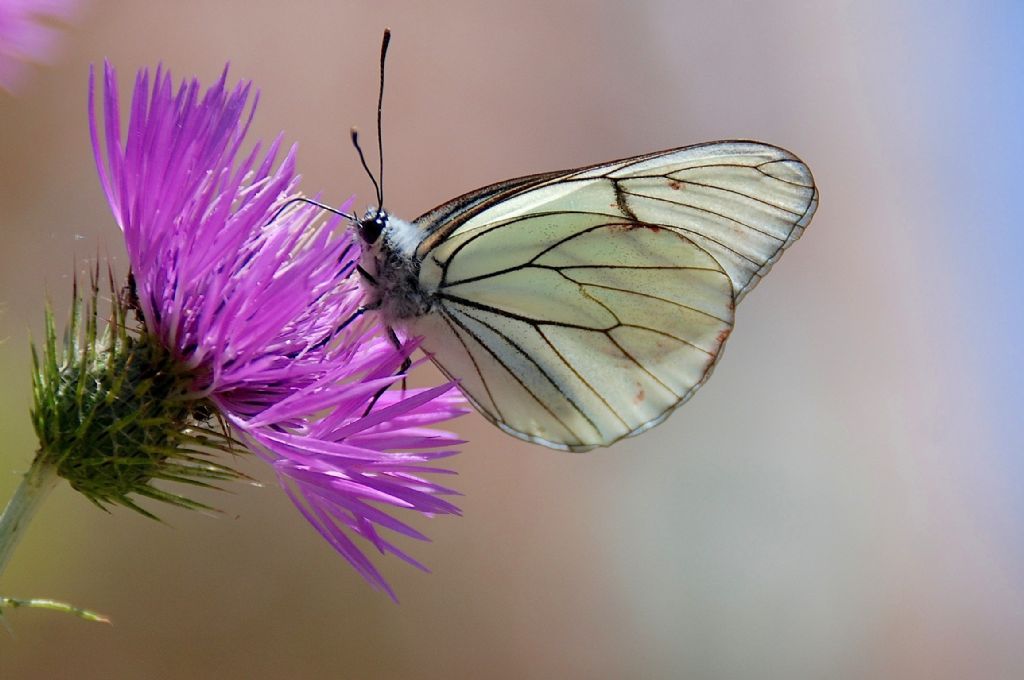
[{"xmin": 357, "ymin": 211, "xmax": 433, "ymax": 323}]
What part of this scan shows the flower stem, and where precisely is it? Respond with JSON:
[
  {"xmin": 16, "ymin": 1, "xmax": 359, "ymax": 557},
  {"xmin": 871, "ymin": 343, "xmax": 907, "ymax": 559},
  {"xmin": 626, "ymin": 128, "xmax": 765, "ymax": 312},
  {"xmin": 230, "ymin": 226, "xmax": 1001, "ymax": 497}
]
[
  {"xmin": 0, "ymin": 456, "xmax": 111, "ymax": 626},
  {"xmin": 0, "ymin": 454, "xmax": 59, "ymax": 581}
]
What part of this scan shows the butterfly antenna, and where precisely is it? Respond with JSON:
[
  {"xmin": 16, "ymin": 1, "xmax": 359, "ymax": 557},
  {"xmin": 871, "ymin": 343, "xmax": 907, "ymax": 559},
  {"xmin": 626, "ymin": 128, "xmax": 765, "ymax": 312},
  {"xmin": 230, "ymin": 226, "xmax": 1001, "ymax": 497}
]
[
  {"xmin": 349, "ymin": 29, "xmax": 392, "ymax": 214},
  {"xmin": 377, "ymin": 28, "xmax": 391, "ymax": 211},
  {"xmin": 265, "ymin": 196, "xmax": 356, "ymax": 226},
  {"xmin": 350, "ymin": 127, "xmax": 382, "ymax": 209}
]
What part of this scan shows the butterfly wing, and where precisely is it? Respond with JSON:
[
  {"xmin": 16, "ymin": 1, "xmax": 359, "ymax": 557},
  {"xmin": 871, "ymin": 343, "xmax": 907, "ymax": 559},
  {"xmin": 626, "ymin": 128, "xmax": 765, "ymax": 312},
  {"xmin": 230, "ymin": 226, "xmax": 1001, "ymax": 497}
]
[{"xmin": 403, "ymin": 141, "xmax": 817, "ymax": 451}]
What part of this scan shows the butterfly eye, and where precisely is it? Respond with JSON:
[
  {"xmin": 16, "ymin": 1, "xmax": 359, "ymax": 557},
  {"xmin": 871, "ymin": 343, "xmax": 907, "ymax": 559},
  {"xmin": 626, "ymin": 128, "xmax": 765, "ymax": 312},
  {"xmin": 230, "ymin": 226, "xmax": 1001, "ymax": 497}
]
[{"xmin": 358, "ymin": 211, "xmax": 387, "ymax": 244}]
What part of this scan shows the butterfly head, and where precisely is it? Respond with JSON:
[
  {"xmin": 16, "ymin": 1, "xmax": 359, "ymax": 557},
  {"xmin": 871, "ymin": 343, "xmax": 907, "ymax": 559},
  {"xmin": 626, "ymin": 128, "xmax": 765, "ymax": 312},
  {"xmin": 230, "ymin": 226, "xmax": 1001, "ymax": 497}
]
[{"xmin": 357, "ymin": 208, "xmax": 388, "ymax": 245}]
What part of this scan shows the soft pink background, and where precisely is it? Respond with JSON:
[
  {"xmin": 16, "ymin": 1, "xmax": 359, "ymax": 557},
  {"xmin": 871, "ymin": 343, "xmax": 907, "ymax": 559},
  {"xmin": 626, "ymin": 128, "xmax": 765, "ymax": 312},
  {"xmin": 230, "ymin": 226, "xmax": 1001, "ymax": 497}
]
[{"xmin": 1, "ymin": 2, "xmax": 1021, "ymax": 678}]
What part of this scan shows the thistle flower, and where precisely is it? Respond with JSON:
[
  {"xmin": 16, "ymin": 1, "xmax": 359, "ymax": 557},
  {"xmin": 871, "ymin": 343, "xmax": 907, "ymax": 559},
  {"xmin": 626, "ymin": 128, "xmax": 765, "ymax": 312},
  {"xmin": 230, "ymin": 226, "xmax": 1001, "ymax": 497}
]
[
  {"xmin": 1, "ymin": 61, "xmax": 467, "ymax": 604},
  {"xmin": 0, "ymin": 0, "xmax": 79, "ymax": 92}
]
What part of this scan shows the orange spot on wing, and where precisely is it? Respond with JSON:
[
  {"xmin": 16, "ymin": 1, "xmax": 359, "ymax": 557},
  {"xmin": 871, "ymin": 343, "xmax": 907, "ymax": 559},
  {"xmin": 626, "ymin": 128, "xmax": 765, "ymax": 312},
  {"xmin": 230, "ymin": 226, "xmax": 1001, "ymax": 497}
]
[{"xmin": 608, "ymin": 222, "xmax": 661, "ymax": 233}]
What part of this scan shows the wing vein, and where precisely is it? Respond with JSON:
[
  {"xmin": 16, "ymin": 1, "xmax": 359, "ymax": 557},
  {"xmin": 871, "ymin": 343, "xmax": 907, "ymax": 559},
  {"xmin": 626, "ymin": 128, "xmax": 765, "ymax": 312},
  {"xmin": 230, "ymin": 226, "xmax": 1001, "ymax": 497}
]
[
  {"xmin": 445, "ymin": 302, "xmax": 598, "ymax": 440},
  {"xmin": 436, "ymin": 292, "xmax": 611, "ymax": 331},
  {"xmin": 570, "ymin": 279, "xmax": 732, "ymax": 325},
  {"xmin": 604, "ymin": 334, "xmax": 682, "ymax": 399},
  {"xmin": 622, "ymin": 324, "xmax": 716, "ymax": 358},
  {"xmin": 437, "ymin": 310, "xmax": 503, "ymax": 420},
  {"xmin": 627, "ymin": 175, "xmax": 805, "ymax": 217},
  {"xmin": 535, "ymin": 326, "xmax": 631, "ymax": 431},
  {"xmin": 619, "ymin": 187, "xmax": 787, "ymax": 243}
]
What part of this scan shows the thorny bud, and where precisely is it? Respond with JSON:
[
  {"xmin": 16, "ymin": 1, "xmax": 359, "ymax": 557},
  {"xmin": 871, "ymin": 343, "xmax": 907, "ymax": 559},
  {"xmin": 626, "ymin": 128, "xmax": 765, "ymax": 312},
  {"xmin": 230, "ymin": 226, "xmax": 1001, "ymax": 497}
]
[{"xmin": 30, "ymin": 267, "xmax": 246, "ymax": 518}]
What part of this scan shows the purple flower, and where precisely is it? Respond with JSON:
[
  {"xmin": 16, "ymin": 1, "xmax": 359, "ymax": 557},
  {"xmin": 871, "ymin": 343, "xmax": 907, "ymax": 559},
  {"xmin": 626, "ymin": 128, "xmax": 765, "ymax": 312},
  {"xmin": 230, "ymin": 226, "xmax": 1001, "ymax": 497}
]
[
  {"xmin": 0, "ymin": 0, "xmax": 79, "ymax": 93},
  {"xmin": 89, "ymin": 62, "xmax": 465, "ymax": 598}
]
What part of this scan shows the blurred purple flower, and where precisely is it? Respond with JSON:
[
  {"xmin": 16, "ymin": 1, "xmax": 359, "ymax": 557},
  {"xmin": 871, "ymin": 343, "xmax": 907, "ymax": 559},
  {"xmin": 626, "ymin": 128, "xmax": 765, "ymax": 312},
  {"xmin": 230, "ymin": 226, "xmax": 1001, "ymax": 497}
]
[
  {"xmin": 89, "ymin": 61, "xmax": 465, "ymax": 598},
  {"xmin": 0, "ymin": 0, "xmax": 79, "ymax": 93}
]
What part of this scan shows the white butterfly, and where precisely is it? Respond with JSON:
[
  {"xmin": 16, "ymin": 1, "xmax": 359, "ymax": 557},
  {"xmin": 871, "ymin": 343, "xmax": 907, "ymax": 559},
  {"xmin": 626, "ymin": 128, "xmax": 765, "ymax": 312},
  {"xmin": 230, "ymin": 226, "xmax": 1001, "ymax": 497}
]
[
  {"xmin": 355, "ymin": 140, "xmax": 817, "ymax": 451},
  {"xmin": 302, "ymin": 31, "xmax": 819, "ymax": 451}
]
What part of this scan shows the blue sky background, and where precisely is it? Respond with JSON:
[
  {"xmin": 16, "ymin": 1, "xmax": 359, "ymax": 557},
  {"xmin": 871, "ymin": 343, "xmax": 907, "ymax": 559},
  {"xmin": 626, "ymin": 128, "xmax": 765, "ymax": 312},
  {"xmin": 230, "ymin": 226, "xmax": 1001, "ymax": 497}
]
[
  {"xmin": 890, "ymin": 1, "xmax": 1023, "ymax": 531},
  {"xmin": 943, "ymin": 4, "xmax": 1023, "ymax": 499}
]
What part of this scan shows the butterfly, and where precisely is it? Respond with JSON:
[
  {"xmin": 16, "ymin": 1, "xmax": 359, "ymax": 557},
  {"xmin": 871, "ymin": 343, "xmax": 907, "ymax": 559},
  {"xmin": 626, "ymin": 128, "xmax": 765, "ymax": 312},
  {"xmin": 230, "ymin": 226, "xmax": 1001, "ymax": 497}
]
[
  {"xmin": 355, "ymin": 140, "xmax": 817, "ymax": 452},
  {"xmin": 317, "ymin": 31, "xmax": 817, "ymax": 452}
]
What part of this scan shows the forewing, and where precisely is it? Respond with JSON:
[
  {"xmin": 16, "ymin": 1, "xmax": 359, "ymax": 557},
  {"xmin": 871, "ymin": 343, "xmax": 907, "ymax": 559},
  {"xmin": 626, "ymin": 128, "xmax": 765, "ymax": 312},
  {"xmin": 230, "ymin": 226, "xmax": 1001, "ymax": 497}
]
[
  {"xmin": 404, "ymin": 212, "xmax": 735, "ymax": 450},
  {"xmin": 416, "ymin": 141, "xmax": 817, "ymax": 302}
]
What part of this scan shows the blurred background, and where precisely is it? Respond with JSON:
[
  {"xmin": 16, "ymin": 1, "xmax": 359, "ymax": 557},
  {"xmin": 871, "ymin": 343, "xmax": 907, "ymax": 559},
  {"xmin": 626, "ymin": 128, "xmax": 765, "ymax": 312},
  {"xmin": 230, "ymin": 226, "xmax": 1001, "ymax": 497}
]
[{"xmin": 1, "ymin": 1, "xmax": 1022, "ymax": 678}]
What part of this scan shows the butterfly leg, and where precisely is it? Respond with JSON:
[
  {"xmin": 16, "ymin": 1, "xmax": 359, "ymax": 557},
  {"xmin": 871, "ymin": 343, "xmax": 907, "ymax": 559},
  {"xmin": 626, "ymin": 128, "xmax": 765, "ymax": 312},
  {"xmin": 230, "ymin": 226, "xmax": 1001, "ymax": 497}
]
[
  {"xmin": 356, "ymin": 264, "xmax": 377, "ymax": 284},
  {"xmin": 388, "ymin": 325, "xmax": 412, "ymax": 391},
  {"xmin": 288, "ymin": 301, "xmax": 379, "ymax": 359},
  {"xmin": 361, "ymin": 326, "xmax": 412, "ymax": 417}
]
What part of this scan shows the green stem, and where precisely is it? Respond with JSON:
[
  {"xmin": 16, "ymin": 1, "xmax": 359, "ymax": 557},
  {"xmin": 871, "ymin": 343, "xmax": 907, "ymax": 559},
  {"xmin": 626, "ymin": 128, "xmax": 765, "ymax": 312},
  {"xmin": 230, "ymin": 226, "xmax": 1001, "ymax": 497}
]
[
  {"xmin": 0, "ymin": 597, "xmax": 110, "ymax": 625},
  {"xmin": 0, "ymin": 455, "xmax": 59, "ymax": 581},
  {"xmin": 0, "ymin": 456, "xmax": 110, "ymax": 626}
]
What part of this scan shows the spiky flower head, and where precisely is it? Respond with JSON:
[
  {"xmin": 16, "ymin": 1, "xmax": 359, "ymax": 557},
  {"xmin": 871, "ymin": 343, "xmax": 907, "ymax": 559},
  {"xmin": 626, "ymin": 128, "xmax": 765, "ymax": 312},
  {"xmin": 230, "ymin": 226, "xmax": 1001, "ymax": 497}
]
[
  {"xmin": 32, "ymin": 61, "xmax": 466, "ymax": 597},
  {"xmin": 31, "ymin": 269, "xmax": 243, "ymax": 516}
]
